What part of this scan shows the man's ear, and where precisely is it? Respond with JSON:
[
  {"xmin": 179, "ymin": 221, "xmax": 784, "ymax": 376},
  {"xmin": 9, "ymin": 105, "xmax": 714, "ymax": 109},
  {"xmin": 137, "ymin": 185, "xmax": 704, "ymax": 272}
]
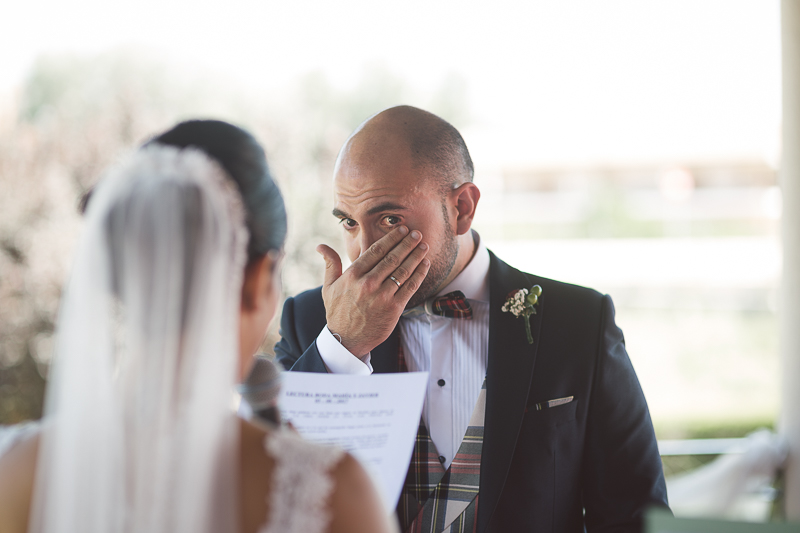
[{"xmin": 451, "ymin": 182, "xmax": 481, "ymax": 236}]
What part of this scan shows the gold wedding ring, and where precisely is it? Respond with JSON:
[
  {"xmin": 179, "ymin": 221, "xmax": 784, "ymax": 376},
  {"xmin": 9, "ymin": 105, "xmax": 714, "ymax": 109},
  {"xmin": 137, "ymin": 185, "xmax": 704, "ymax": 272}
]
[{"xmin": 389, "ymin": 275, "xmax": 402, "ymax": 288}]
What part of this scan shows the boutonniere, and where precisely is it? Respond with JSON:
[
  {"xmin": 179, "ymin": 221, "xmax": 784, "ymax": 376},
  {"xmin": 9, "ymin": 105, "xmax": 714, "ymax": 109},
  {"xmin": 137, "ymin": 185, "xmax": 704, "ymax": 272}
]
[{"xmin": 501, "ymin": 284, "xmax": 542, "ymax": 344}]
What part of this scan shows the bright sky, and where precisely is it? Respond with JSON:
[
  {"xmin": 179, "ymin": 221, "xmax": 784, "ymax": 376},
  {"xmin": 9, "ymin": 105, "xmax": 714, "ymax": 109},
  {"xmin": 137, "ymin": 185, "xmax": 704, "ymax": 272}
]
[{"xmin": 0, "ymin": 0, "xmax": 781, "ymax": 165}]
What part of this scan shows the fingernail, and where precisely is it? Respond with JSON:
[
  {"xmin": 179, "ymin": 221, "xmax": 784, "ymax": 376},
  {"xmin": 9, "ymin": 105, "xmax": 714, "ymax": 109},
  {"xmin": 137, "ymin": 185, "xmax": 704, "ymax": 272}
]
[
  {"xmin": 422, "ymin": 258, "xmax": 430, "ymax": 266},
  {"xmin": 419, "ymin": 243, "xmax": 428, "ymax": 251},
  {"xmin": 410, "ymin": 230, "xmax": 421, "ymax": 239},
  {"xmin": 398, "ymin": 226, "xmax": 409, "ymax": 235}
]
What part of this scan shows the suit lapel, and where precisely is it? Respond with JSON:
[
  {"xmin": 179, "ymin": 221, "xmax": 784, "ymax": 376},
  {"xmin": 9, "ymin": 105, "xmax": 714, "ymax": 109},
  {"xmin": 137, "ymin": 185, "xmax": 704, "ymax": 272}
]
[
  {"xmin": 372, "ymin": 254, "xmax": 543, "ymax": 531},
  {"xmin": 477, "ymin": 252, "xmax": 544, "ymax": 533}
]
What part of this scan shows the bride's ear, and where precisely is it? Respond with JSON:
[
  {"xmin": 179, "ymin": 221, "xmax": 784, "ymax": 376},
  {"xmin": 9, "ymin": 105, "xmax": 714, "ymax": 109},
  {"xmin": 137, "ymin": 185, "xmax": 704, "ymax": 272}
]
[
  {"xmin": 241, "ymin": 251, "xmax": 282, "ymax": 312},
  {"xmin": 241, "ymin": 256, "xmax": 268, "ymax": 312}
]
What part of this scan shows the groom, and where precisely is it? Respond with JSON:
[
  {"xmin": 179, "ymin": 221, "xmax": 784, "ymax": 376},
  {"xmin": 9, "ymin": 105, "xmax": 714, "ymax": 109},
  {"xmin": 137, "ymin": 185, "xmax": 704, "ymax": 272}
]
[{"xmin": 275, "ymin": 105, "xmax": 669, "ymax": 532}]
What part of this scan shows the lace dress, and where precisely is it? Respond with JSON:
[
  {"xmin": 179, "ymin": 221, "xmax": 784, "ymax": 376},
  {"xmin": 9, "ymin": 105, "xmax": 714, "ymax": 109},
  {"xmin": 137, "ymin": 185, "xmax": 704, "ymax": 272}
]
[{"xmin": 260, "ymin": 428, "xmax": 345, "ymax": 533}]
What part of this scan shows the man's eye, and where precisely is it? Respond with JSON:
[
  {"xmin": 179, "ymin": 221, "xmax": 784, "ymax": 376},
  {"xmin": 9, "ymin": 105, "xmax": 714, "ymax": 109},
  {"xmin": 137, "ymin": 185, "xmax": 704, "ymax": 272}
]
[
  {"xmin": 340, "ymin": 218, "xmax": 357, "ymax": 229},
  {"xmin": 382, "ymin": 216, "xmax": 401, "ymax": 226}
]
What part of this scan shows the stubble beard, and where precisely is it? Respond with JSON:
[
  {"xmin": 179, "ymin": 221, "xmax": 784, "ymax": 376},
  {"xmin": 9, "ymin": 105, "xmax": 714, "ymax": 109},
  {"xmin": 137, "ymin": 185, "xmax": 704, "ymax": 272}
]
[{"xmin": 405, "ymin": 206, "xmax": 459, "ymax": 309}]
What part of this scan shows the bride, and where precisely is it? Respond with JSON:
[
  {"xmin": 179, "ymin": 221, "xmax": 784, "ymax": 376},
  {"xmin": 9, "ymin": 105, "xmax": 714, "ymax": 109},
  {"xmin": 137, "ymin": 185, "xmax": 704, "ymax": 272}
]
[{"xmin": 0, "ymin": 120, "xmax": 396, "ymax": 533}]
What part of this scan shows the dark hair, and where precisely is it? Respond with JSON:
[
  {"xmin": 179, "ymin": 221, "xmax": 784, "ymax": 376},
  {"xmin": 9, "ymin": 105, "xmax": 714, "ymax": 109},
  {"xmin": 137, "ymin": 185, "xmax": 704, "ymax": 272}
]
[
  {"xmin": 146, "ymin": 120, "xmax": 287, "ymax": 260},
  {"xmin": 408, "ymin": 116, "xmax": 474, "ymax": 195},
  {"xmin": 365, "ymin": 106, "xmax": 474, "ymax": 197}
]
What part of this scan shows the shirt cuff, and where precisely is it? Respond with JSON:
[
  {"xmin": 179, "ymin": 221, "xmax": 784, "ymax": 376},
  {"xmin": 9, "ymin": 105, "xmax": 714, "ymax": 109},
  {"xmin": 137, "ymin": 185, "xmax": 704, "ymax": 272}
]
[{"xmin": 315, "ymin": 325, "xmax": 373, "ymax": 375}]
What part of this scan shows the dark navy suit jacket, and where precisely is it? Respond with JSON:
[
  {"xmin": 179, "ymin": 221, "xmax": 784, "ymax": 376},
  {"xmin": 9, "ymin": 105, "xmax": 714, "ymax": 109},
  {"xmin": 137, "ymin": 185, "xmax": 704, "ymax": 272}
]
[{"xmin": 275, "ymin": 251, "xmax": 670, "ymax": 532}]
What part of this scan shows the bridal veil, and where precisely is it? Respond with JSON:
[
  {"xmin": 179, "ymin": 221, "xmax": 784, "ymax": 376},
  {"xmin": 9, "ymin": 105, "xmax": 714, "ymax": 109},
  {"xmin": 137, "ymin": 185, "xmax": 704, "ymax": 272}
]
[{"xmin": 30, "ymin": 143, "xmax": 249, "ymax": 533}]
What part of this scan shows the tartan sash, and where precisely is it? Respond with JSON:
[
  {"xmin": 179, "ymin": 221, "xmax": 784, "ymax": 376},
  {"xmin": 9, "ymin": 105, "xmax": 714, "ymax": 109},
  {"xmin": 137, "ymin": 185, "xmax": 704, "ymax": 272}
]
[{"xmin": 398, "ymin": 379, "xmax": 486, "ymax": 533}]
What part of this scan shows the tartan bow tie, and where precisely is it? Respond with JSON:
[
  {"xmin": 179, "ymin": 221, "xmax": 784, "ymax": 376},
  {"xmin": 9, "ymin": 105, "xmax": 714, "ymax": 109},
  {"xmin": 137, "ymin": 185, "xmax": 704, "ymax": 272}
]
[{"xmin": 431, "ymin": 290, "xmax": 473, "ymax": 319}]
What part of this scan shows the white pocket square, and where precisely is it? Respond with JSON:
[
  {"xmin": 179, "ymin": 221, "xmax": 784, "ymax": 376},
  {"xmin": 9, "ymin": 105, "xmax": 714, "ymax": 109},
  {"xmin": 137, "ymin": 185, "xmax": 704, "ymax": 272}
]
[{"xmin": 534, "ymin": 396, "xmax": 574, "ymax": 411}]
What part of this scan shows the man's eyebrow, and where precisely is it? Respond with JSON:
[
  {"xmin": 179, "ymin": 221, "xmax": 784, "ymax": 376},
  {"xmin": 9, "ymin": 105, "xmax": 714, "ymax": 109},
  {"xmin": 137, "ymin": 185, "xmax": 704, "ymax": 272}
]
[
  {"xmin": 366, "ymin": 202, "xmax": 407, "ymax": 216},
  {"xmin": 332, "ymin": 203, "xmax": 408, "ymax": 219}
]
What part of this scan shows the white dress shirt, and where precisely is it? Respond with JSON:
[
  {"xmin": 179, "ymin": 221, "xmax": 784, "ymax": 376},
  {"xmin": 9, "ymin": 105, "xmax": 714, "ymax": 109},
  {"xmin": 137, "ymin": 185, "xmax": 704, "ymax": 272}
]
[{"xmin": 316, "ymin": 233, "xmax": 491, "ymax": 469}]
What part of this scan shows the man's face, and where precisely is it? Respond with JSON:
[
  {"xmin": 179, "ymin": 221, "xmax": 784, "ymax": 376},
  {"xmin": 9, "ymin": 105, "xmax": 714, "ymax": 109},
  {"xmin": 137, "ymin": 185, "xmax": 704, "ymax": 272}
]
[{"xmin": 333, "ymin": 137, "xmax": 458, "ymax": 308}]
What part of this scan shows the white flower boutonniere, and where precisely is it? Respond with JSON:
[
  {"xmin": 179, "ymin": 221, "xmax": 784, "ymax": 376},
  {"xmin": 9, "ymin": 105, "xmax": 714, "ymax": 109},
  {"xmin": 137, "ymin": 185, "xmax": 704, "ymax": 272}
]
[{"xmin": 501, "ymin": 284, "xmax": 542, "ymax": 344}]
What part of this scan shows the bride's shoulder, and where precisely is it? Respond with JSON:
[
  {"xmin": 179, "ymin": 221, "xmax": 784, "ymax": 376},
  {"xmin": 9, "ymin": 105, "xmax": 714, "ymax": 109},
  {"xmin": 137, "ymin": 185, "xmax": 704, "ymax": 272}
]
[
  {"xmin": 247, "ymin": 420, "xmax": 395, "ymax": 533},
  {"xmin": 326, "ymin": 453, "xmax": 398, "ymax": 533},
  {"xmin": 0, "ymin": 423, "xmax": 41, "ymax": 533}
]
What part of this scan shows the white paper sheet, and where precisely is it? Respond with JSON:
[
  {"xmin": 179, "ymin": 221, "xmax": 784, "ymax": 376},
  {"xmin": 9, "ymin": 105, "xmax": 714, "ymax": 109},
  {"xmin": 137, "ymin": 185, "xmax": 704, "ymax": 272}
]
[{"xmin": 277, "ymin": 371, "xmax": 428, "ymax": 510}]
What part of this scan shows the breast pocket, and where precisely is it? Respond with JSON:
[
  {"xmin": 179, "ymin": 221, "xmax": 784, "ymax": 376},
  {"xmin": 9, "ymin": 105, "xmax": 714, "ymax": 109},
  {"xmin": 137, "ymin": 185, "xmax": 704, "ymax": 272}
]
[
  {"xmin": 507, "ymin": 397, "xmax": 579, "ymax": 532},
  {"xmin": 526, "ymin": 397, "xmax": 577, "ymax": 427}
]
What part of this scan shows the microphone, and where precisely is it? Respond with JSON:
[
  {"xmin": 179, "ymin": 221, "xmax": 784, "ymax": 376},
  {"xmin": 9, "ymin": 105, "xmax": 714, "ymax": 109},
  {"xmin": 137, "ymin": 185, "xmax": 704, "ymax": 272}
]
[{"xmin": 238, "ymin": 355, "xmax": 283, "ymax": 426}]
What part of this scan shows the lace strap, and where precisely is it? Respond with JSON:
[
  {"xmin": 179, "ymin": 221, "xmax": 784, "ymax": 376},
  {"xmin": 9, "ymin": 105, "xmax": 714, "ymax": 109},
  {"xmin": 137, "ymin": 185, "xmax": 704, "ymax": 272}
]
[{"xmin": 260, "ymin": 429, "xmax": 345, "ymax": 533}]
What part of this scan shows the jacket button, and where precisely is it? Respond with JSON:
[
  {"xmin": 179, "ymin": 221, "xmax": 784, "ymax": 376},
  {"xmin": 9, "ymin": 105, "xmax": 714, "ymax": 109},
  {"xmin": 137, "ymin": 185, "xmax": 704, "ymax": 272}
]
[
  {"xmin": 438, "ymin": 455, "xmax": 446, "ymax": 463},
  {"xmin": 437, "ymin": 379, "xmax": 446, "ymax": 387}
]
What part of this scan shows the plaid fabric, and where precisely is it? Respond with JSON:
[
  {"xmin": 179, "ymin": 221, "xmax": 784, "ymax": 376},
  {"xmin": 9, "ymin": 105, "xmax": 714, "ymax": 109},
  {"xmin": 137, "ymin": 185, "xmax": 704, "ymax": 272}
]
[
  {"xmin": 398, "ymin": 419, "xmax": 447, "ymax": 528},
  {"xmin": 431, "ymin": 291, "xmax": 473, "ymax": 319},
  {"xmin": 398, "ymin": 379, "xmax": 486, "ymax": 533}
]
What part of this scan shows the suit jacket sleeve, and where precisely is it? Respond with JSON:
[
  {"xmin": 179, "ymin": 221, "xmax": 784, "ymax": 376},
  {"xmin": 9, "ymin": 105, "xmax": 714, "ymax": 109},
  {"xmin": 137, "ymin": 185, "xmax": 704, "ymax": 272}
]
[
  {"xmin": 582, "ymin": 294, "xmax": 669, "ymax": 531},
  {"xmin": 274, "ymin": 291, "xmax": 329, "ymax": 373}
]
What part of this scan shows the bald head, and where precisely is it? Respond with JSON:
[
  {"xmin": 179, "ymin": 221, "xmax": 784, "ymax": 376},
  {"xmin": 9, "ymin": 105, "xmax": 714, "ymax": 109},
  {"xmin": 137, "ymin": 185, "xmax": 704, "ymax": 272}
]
[
  {"xmin": 337, "ymin": 105, "xmax": 474, "ymax": 196},
  {"xmin": 332, "ymin": 106, "xmax": 482, "ymax": 305}
]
